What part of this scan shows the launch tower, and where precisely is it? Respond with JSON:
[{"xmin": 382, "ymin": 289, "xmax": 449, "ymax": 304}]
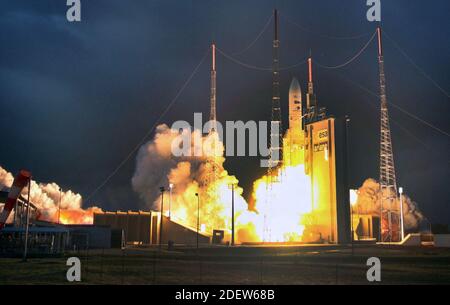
[
  {"xmin": 210, "ymin": 43, "xmax": 217, "ymax": 133},
  {"xmin": 203, "ymin": 43, "xmax": 219, "ymax": 188},
  {"xmin": 376, "ymin": 27, "xmax": 400, "ymax": 242},
  {"xmin": 268, "ymin": 9, "xmax": 283, "ymax": 179}
]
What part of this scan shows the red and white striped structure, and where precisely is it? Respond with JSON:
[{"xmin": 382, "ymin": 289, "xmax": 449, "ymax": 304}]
[{"xmin": 0, "ymin": 170, "xmax": 31, "ymax": 229}]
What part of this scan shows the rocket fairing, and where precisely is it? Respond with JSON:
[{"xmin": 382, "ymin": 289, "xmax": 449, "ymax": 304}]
[
  {"xmin": 288, "ymin": 77, "xmax": 303, "ymax": 131},
  {"xmin": 284, "ymin": 77, "xmax": 305, "ymax": 168}
]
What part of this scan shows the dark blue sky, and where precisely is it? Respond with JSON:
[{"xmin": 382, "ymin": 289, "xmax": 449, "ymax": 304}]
[{"xmin": 1, "ymin": 1, "xmax": 449, "ymax": 224}]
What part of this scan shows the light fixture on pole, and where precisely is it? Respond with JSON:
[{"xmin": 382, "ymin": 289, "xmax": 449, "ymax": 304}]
[
  {"xmin": 58, "ymin": 187, "xmax": 62, "ymax": 225},
  {"xmin": 22, "ymin": 177, "xmax": 32, "ymax": 262},
  {"xmin": 228, "ymin": 180, "xmax": 238, "ymax": 246},
  {"xmin": 195, "ymin": 193, "xmax": 200, "ymax": 249},
  {"xmin": 399, "ymin": 187, "xmax": 405, "ymax": 241},
  {"xmin": 168, "ymin": 183, "xmax": 173, "ymax": 219},
  {"xmin": 349, "ymin": 189, "xmax": 358, "ymax": 254},
  {"xmin": 159, "ymin": 186, "xmax": 166, "ymax": 249}
]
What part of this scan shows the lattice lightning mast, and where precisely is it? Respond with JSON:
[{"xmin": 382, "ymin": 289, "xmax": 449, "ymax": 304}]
[
  {"xmin": 377, "ymin": 27, "xmax": 399, "ymax": 242},
  {"xmin": 268, "ymin": 9, "xmax": 282, "ymax": 180},
  {"xmin": 210, "ymin": 43, "xmax": 217, "ymax": 133},
  {"xmin": 204, "ymin": 42, "xmax": 219, "ymax": 188}
]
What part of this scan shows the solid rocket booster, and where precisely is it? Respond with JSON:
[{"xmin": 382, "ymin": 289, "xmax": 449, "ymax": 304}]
[{"xmin": 289, "ymin": 77, "xmax": 302, "ymax": 131}]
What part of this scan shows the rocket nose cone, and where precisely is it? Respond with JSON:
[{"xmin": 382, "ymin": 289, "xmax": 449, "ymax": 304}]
[{"xmin": 289, "ymin": 77, "xmax": 301, "ymax": 94}]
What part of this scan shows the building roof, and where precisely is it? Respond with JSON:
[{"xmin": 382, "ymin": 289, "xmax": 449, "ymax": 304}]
[
  {"xmin": 95, "ymin": 210, "xmax": 154, "ymax": 216},
  {"xmin": 1, "ymin": 226, "xmax": 69, "ymax": 234}
]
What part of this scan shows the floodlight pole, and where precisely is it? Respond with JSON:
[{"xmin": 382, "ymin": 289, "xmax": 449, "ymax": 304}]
[
  {"xmin": 195, "ymin": 193, "xmax": 200, "ymax": 250},
  {"xmin": 22, "ymin": 178, "xmax": 31, "ymax": 262},
  {"xmin": 399, "ymin": 187, "xmax": 405, "ymax": 241},
  {"xmin": 230, "ymin": 183, "xmax": 237, "ymax": 246},
  {"xmin": 159, "ymin": 186, "xmax": 165, "ymax": 249},
  {"xmin": 346, "ymin": 117, "xmax": 353, "ymax": 253},
  {"xmin": 168, "ymin": 183, "xmax": 173, "ymax": 219},
  {"xmin": 350, "ymin": 199, "xmax": 354, "ymax": 255},
  {"xmin": 58, "ymin": 187, "xmax": 62, "ymax": 224}
]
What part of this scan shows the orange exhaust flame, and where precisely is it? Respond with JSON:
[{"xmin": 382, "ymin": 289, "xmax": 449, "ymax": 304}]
[{"xmin": 57, "ymin": 207, "xmax": 103, "ymax": 225}]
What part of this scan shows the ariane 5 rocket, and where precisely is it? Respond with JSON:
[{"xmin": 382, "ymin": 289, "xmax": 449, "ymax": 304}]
[{"xmin": 284, "ymin": 77, "xmax": 306, "ymax": 167}]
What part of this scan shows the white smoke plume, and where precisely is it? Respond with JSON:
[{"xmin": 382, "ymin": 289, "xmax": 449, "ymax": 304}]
[
  {"xmin": 352, "ymin": 178, "xmax": 424, "ymax": 230},
  {"xmin": 0, "ymin": 166, "xmax": 101, "ymax": 224},
  {"xmin": 132, "ymin": 124, "xmax": 258, "ymax": 242}
]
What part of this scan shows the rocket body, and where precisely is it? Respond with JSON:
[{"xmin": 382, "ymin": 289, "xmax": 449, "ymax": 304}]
[{"xmin": 284, "ymin": 78, "xmax": 305, "ymax": 167}]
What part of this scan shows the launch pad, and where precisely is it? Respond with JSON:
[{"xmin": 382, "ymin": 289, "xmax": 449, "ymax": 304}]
[{"xmin": 2, "ymin": 243, "xmax": 450, "ymax": 284}]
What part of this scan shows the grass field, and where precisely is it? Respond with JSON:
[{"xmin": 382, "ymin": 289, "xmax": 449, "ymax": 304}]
[{"xmin": 1, "ymin": 244, "xmax": 450, "ymax": 285}]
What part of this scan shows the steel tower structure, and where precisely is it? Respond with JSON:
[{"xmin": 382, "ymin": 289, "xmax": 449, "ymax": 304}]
[
  {"xmin": 268, "ymin": 9, "xmax": 282, "ymax": 180},
  {"xmin": 263, "ymin": 9, "xmax": 282, "ymax": 242},
  {"xmin": 210, "ymin": 43, "xmax": 217, "ymax": 133},
  {"xmin": 204, "ymin": 43, "xmax": 219, "ymax": 188},
  {"xmin": 306, "ymin": 57, "xmax": 317, "ymax": 122},
  {"xmin": 376, "ymin": 27, "xmax": 399, "ymax": 242}
]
